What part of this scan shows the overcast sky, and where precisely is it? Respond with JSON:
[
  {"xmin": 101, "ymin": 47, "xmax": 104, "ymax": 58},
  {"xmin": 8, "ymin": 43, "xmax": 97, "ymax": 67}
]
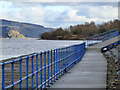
[{"xmin": 0, "ymin": 0, "xmax": 119, "ymax": 28}]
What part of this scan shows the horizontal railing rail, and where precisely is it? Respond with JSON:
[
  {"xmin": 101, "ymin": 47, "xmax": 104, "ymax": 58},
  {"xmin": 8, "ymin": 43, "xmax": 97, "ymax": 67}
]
[
  {"xmin": 84, "ymin": 28, "xmax": 119, "ymax": 47},
  {"xmin": 101, "ymin": 40, "xmax": 120, "ymax": 52},
  {"xmin": 0, "ymin": 42, "xmax": 86, "ymax": 89}
]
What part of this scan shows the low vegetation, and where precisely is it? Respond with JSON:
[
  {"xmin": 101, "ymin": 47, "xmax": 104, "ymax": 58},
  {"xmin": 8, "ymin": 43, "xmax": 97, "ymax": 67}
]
[
  {"xmin": 40, "ymin": 19, "xmax": 119, "ymax": 40},
  {"xmin": 8, "ymin": 30, "xmax": 25, "ymax": 38}
]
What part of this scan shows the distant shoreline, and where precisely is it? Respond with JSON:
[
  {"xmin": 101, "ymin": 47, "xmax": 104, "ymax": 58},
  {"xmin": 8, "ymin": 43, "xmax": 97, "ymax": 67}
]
[{"xmin": 1, "ymin": 37, "xmax": 39, "ymax": 39}]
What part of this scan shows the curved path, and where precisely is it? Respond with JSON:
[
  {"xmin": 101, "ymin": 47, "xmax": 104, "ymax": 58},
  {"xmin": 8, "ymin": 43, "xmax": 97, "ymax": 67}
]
[{"xmin": 48, "ymin": 36, "xmax": 119, "ymax": 89}]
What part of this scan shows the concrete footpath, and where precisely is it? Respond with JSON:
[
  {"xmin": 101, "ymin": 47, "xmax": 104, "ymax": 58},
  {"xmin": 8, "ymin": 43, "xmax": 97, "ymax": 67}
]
[
  {"xmin": 48, "ymin": 49, "xmax": 107, "ymax": 89},
  {"xmin": 48, "ymin": 37, "xmax": 119, "ymax": 89}
]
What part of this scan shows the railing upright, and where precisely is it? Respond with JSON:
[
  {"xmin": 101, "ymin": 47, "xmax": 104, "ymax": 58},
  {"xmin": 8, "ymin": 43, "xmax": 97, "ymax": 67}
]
[
  {"xmin": 0, "ymin": 42, "xmax": 86, "ymax": 89},
  {"xmin": 56, "ymin": 49, "xmax": 58, "ymax": 80},
  {"xmin": 84, "ymin": 28, "xmax": 119, "ymax": 47},
  {"xmin": 1, "ymin": 62, "xmax": 5, "ymax": 89},
  {"xmin": 50, "ymin": 50, "xmax": 53, "ymax": 84},
  {"xmin": 11, "ymin": 60, "xmax": 14, "ymax": 89},
  {"xmin": 31, "ymin": 55, "xmax": 34, "ymax": 89},
  {"xmin": 53, "ymin": 50, "xmax": 56, "ymax": 82},
  {"xmin": 40, "ymin": 52, "xmax": 42, "ymax": 89},
  {"xmin": 36, "ymin": 53, "xmax": 38, "ymax": 89},
  {"xmin": 26, "ymin": 56, "xmax": 29, "ymax": 89},
  {"xmin": 44, "ymin": 52, "xmax": 46, "ymax": 88},
  {"xmin": 47, "ymin": 50, "xmax": 50, "ymax": 87},
  {"xmin": 19, "ymin": 58, "xmax": 22, "ymax": 89}
]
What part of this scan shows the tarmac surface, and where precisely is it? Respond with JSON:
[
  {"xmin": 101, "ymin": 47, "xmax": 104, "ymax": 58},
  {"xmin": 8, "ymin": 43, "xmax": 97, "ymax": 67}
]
[
  {"xmin": 48, "ymin": 37, "xmax": 119, "ymax": 89},
  {"xmin": 88, "ymin": 36, "xmax": 118, "ymax": 49},
  {"xmin": 49, "ymin": 49, "xmax": 107, "ymax": 89}
]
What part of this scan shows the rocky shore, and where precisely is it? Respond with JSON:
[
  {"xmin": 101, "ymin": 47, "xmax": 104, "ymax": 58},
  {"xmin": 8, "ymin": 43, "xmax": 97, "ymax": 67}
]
[{"xmin": 103, "ymin": 45, "xmax": 120, "ymax": 89}]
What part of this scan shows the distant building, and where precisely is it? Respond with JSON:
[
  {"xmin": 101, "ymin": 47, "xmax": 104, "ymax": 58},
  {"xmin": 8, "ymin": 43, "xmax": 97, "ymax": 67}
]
[{"xmin": 85, "ymin": 22, "xmax": 89, "ymax": 25}]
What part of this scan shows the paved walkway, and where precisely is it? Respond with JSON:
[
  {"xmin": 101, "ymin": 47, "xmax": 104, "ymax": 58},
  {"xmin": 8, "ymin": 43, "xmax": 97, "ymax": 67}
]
[
  {"xmin": 88, "ymin": 36, "xmax": 118, "ymax": 49},
  {"xmin": 48, "ymin": 36, "xmax": 118, "ymax": 89},
  {"xmin": 49, "ymin": 49, "xmax": 107, "ymax": 89}
]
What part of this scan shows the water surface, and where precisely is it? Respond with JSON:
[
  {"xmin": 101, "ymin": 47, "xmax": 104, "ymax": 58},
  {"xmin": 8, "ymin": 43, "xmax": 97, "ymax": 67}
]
[{"xmin": 0, "ymin": 38, "xmax": 83, "ymax": 60}]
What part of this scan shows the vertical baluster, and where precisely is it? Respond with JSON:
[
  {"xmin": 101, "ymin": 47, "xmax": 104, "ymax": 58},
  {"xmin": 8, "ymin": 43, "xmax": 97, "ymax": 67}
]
[
  {"xmin": 11, "ymin": 60, "xmax": 14, "ymax": 90},
  {"xmin": 68, "ymin": 47, "xmax": 69, "ymax": 62},
  {"xmin": 58, "ymin": 48, "xmax": 60, "ymax": 78},
  {"xmin": 63, "ymin": 48, "xmax": 65, "ymax": 75},
  {"xmin": 66, "ymin": 47, "xmax": 69, "ymax": 71},
  {"xmin": 50, "ymin": 50, "xmax": 53, "ymax": 84},
  {"xmin": 75, "ymin": 45, "xmax": 77, "ymax": 62},
  {"xmin": 62, "ymin": 48, "xmax": 64, "ymax": 75},
  {"xmin": 56, "ymin": 49, "xmax": 58, "ymax": 80},
  {"xmin": 68, "ymin": 47, "xmax": 70, "ymax": 69},
  {"xmin": 72, "ymin": 46, "xmax": 74, "ymax": 62},
  {"xmin": 60, "ymin": 48, "xmax": 62, "ymax": 76},
  {"xmin": 69, "ymin": 47, "xmax": 71, "ymax": 69},
  {"xmin": 47, "ymin": 50, "xmax": 50, "ymax": 87},
  {"xmin": 1, "ymin": 62, "xmax": 5, "ymax": 89},
  {"xmin": 70, "ymin": 46, "xmax": 72, "ymax": 67},
  {"xmin": 63, "ymin": 47, "xmax": 67, "ymax": 71},
  {"xmin": 71, "ymin": 46, "xmax": 73, "ymax": 66},
  {"xmin": 31, "ymin": 55, "xmax": 34, "ymax": 89},
  {"xmin": 77, "ymin": 45, "xmax": 79, "ymax": 59},
  {"xmin": 61, "ymin": 48, "xmax": 63, "ymax": 76},
  {"xmin": 53, "ymin": 50, "xmax": 55, "ymax": 81},
  {"xmin": 71, "ymin": 46, "xmax": 73, "ymax": 63},
  {"xmin": 69, "ymin": 47, "xmax": 70, "ymax": 68},
  {"xmin": 44, "ymin": 52, "xmax": 46, "ymax": 88},
  {"xmin": 19, "ymin": 58, "xmax": 22, "ymax": 90},
  {"xmin": 74, "ymin": 46, "xmax": 76, "ymax": 61},
  {"xmin": 40, "ymin": 52, "xmax": 42, "ymax": 90},
  {"xmin": 26, "ymin": 56, "xmax": 29, "ymax": 89},
  {"xmin": 36, "ymin": 53, "xmax": 38, "ymax": 89},
  {"xmin": 78, "ymin": 45, "xmax": 80, "ymax": 60},
  {"xmin": 82, "ymin": 44, "xmax": 83, "ymax": 55}
]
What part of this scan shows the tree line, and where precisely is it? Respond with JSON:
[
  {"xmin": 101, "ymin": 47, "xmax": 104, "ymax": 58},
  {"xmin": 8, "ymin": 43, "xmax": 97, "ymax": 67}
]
[{"xmin": 40, "ymin": 19, "xmax": 119, "ymax": 40}]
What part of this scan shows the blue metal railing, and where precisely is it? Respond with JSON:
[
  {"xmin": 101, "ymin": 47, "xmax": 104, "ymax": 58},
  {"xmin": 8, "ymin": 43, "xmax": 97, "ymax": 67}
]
[
  {"xmin": 0, "ymin": 42, "xmax": 86, "ymax": 89},
  {"xmin": 101, "ymin": 40, "xmax": 120, "ymax": 52},
  {"xmin": 84, "ymin": 28, "xmax": 119, "ymax": 47}
]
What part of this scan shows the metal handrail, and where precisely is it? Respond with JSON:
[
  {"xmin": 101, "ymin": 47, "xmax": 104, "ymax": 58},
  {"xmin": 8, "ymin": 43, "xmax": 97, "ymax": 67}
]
[
  {"xmin": 0, "ymin": 42, "xmax": 86, "ymax": 89},
  {"xmin": 84, "ymin": 28, "xmax": 119, "ymax": 47}
]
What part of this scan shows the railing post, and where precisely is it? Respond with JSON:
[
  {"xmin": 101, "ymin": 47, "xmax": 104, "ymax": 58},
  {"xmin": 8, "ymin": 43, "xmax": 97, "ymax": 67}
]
[
  {"xmin": 40, "ymin": 52, "xmax": 42, "ymax": 90},
  {"xmin": 64, "ymin": 47, "xmax": 67, "ymax": 70},
  {"xmin": 19, "ymin": 58, "xmax": 22, "ymax": 89},
  {"xmin": 53, "ymin": 50, "xmax": 56, "ymax": 81},
  {"xmin": 1, "ymin": 62, "xmax": 5, "ymax": 90},
  {"xmin": 47, "ymin": 50, "xmax": 50, "ymax": 87},
  {"xmin": 44, "ymin": 51, "xmax": 46, "ymax": 88},
  {"xmin": 116, "ymin": 28, "xmax": 119, "ymax": 36},
  {"xmin": 36, "ymin": 53, "xmax": 38, "ymax": 89},
  {"xmin": 56, "ymin": 49, "xmax": 58, "ymax": 80},
  {"xmin": 31, "ymin": 55, "xmax": 34, "ymax": 89},
  {"xmin": 11, "ymin": 60, "xmax": 14, "ymax": 89},
  {"xmin": 72, "ymin": 46, "xmax": 74, "ymax": 66},
  {"xmin": 26, "ymin": 56, "xmax": 29, "ymax": 89},
  {"xmin": 61, "ymin": 48, "xmax": 64, "ymax": 75},
  {"xmin": 58, "ymin": 48, "xmax": 61, "ymax": 78},
  {"xmin": 50, "ymin": 50, "xmax": 53, "ymax": 84}
]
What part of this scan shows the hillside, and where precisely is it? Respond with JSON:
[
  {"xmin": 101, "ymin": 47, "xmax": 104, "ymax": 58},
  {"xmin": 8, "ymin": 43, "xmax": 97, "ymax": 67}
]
[{"xmin": 0, "ymin": 19, "xmax": 55, "ymax": 38}]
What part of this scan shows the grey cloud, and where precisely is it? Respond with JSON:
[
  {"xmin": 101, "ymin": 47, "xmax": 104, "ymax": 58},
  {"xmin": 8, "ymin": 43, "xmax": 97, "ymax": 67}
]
[{"xmin": 12, "ymin": 2, "xmax": 118, "ymax": 8}]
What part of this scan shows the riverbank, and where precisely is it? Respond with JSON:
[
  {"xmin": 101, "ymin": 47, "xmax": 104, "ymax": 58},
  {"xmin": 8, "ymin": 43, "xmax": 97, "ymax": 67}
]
[{"xmin": 103, "ymin": 45, "xmax": 120, "ymax": 89}]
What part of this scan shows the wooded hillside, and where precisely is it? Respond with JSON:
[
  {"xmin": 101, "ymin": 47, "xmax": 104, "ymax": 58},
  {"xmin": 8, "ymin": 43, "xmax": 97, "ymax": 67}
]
[{"xmin": 40, "ymin": 19, "xmax": 119, "ymax": 40}]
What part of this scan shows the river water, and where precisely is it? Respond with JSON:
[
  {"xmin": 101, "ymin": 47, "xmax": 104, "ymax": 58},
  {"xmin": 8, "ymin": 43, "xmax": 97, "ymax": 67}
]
[{"xmin": 0, "ymin": 38, "xmax": 84, "ymax": 60}]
